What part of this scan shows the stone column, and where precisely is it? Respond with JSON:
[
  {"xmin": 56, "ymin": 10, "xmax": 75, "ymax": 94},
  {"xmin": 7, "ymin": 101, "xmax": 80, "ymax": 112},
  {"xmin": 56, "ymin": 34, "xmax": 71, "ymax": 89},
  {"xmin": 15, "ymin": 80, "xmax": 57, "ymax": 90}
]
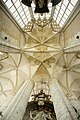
[
  {"xmin": 68, "ymin": 95, "xmax": 80, "ymax": 113},
  {"xmin": 49, "ymin": 80, "xmax": 78, "ymax": 120},
  {"xmin": 0, "ymin": 95, "xmax": 13, "ymax": 113},
  {"xmin": 1, "ymin": 80, "xmax": 34, "ymax": 120}
]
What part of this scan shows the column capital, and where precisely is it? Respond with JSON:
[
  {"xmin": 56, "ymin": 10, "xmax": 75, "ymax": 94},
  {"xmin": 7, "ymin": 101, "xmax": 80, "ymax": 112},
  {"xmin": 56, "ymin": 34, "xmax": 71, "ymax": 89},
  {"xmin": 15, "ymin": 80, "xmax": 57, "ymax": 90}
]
[
  {"xmin": 49, "ymin": 78, "xmax": 58, "ymax": 85},
  {"xmin": 31, "ymin": 80, "xmax": 35, "ymax": 86}
]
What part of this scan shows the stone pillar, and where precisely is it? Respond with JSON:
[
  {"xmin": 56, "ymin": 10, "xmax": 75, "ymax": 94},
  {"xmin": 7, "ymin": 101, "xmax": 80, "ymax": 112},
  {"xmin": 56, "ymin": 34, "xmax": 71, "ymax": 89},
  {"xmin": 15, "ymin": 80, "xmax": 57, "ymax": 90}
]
[
  {"xmin": 49, "ymin": 80, "xmax": 78, "ymax": 120},
  {"xmin": 68, "ymin": 95, "xmax": 80, "ymax": 113},
  {"xmin": 1, "ymin": 80, "xmax": 34, "ymax": 120},
  {"xmin": 0, "ymin": 95, "xmax": 13, "ymax": 113}
]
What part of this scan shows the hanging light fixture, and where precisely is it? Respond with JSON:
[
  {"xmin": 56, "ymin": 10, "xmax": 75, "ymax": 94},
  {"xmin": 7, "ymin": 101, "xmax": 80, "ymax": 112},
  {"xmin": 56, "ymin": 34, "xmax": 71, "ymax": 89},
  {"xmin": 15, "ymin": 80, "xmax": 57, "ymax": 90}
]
[
  {"xmin": 34, "ymin": 0, "xmax": 49, "ymax": 13},
  {"xmin": 22, "ymin": 0, "xmax": 32, "ymax": 7},
  {"xmin": 22, "ymin": 0, "xmax": 61, "ymax": 13}
]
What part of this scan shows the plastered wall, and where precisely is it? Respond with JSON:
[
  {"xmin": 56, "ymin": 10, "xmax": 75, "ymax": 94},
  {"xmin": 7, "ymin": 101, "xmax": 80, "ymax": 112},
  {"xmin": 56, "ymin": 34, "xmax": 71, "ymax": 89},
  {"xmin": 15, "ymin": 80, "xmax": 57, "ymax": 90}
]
[
  {"xmin": 63, "ymin": 3, "xmax": 80, "ymax": 42},
  {"xmin": 0, "ymin": 6, "xmax": 26, "ymax": 47}
]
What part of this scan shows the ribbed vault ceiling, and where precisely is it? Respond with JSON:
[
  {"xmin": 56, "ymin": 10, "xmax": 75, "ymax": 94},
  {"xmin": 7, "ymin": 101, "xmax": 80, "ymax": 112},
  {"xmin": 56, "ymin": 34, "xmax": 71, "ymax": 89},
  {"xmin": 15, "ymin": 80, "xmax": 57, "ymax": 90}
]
[
  {"xmin": 0, "ymin": 0, "xmax": 80, "ymax": 106},
  {"xmin": 0, "ymin": 24, "xmax": 80, "ymax": 105}
]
